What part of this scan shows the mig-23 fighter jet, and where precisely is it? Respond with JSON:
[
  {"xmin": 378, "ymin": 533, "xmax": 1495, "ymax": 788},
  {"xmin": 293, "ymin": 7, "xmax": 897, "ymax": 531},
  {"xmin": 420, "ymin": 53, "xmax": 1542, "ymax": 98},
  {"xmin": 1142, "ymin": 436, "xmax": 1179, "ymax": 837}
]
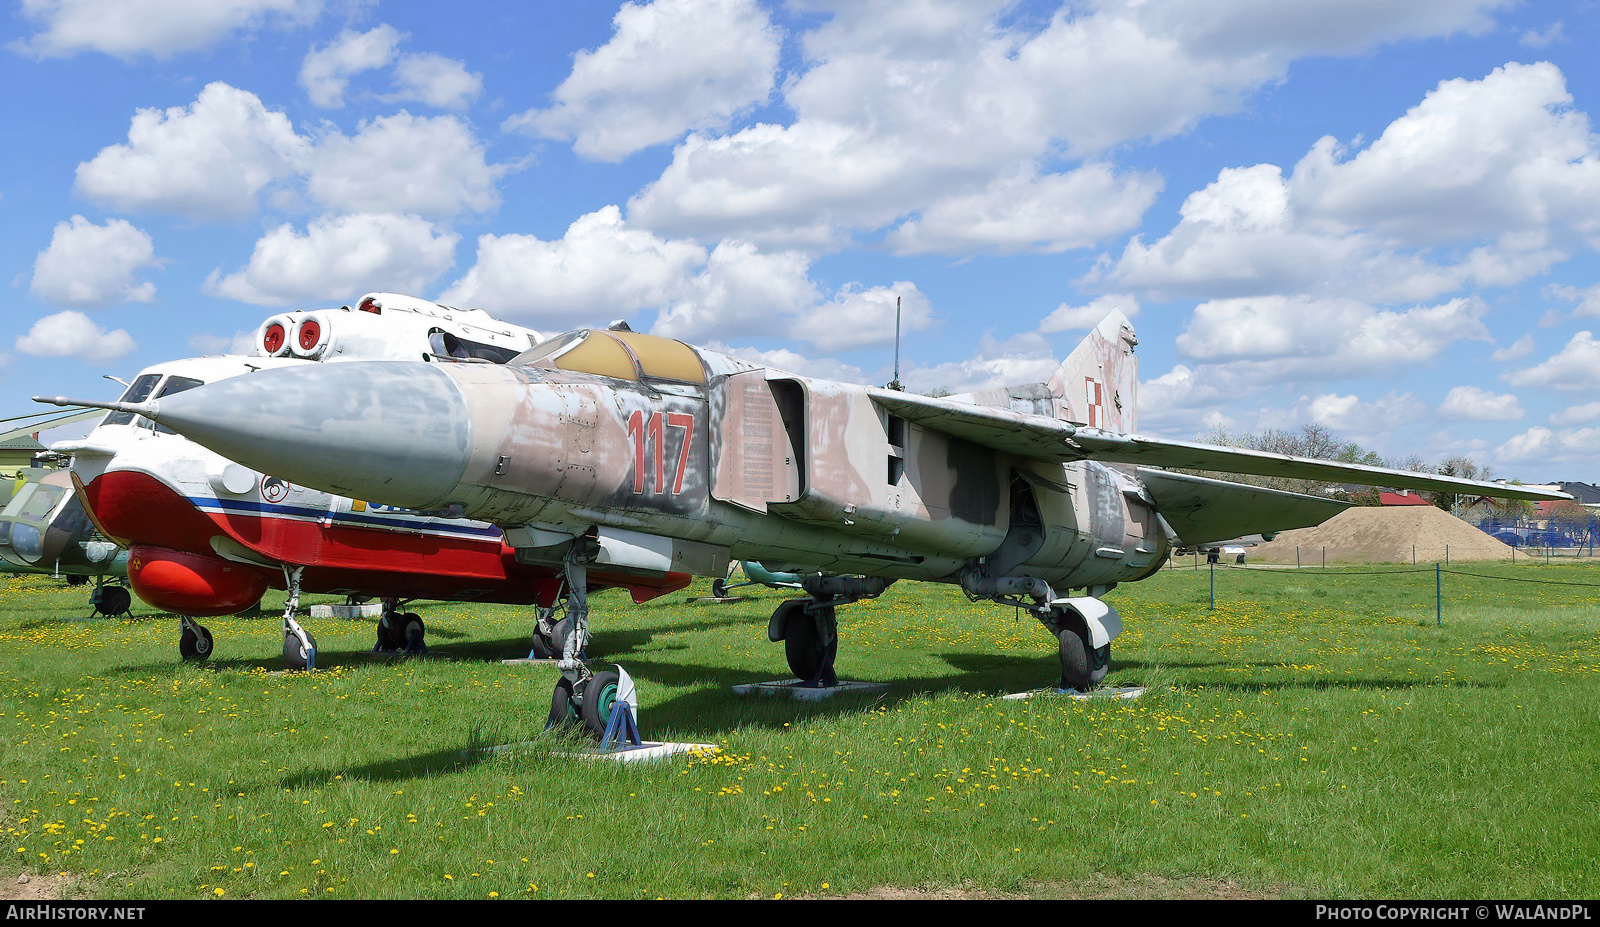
[{"xmin": 41, "ymin": 311, "xmax": 1567, "ymax": 734}]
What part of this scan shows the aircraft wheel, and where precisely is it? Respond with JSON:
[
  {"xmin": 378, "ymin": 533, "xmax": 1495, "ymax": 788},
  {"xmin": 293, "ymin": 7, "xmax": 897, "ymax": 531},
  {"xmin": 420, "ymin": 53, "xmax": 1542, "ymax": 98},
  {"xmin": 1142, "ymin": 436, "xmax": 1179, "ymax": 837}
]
[
  {"xmin": 1056, "ymin": 627, "xmax": 1090, "ymax": 691},
  {"xmin": 781, "ymin": 602, "xmax": 821, "ymax": 680},
  {"xmin": 550, "ymin": 616, "xmax": 572, "ymax": 658},
  {"xmin": 532, "ymin": 615, "xmax": 572, "ymax": 659},
  {"xmin": 547, "ymin": 677, "xmax": 580, "ymax": 731},
  {"xmin": 375, "ymin": 615, "xmax": 402, "ymax": 651},
  {"xmin": 783, "ymin": 602, "xmax": 837, "ymax": 686},
  {"xmin": 179, "ymin": 623, "xmax": 213, "ymax": 662},
  {"xmin": 399, "ymin": 613, "xmax": 426, "ymax": 654},
  {"xmin": 579, "ymin": 670, "xmax": 622, "ymax": 738},
  {"xmin": 93, "ymin": 585, "xmax": 131, "ymax": 618},
  {"xmin": 283, "ymin": 627, "xmax": 317, "ymax": 671},
  {"xmin": 711, "ymin": 578, "xmax": 728, "ymax": 598},
  {"xmin": 1089, "ymin": 642, "xmax": 1111, "ymax": 687}
]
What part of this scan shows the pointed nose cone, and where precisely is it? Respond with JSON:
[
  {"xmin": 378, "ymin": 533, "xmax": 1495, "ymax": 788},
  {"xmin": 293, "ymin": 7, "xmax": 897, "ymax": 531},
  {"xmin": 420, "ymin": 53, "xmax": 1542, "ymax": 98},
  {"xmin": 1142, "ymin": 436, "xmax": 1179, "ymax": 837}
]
[{"xmin": 150, "ymin": 362, "xmax": 473, "ymax": 510}]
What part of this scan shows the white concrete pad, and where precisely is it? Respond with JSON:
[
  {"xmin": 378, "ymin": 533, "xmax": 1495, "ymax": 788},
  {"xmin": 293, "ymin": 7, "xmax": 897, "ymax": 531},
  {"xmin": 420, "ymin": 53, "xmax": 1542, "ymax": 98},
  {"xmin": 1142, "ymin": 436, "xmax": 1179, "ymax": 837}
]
[
  {"xmin": 499, "ymin": 657, "xmax": 559, "ymax": 666},
  {"xmin": 1001, "ymin": 685, "xmax": 1146, "ymax": 701},
  {"xmin": 573, "ymin": 742, "xmax": 721, "ymax": 763},
  {"xmin": 310, "ymin": 604, "xmax": 383, "ymax": 619},
  {"xmin": 731, "ymin": 679, "xmax": 891, "ymax": 700},
  {"xmin": 470, "ymin": 740, "xmax": 719, "ymax": 764}
]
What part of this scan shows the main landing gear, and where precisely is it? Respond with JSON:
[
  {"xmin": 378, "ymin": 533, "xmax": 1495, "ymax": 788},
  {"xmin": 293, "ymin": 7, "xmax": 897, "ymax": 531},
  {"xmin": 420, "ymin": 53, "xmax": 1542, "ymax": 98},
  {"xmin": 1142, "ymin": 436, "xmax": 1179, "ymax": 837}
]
[
  {"xmin": 88, "ymin": 581, "xmax": 132, "ymax": 619},
  {"xmin": 764, "ymin": 576, "xmax": 894, "ymax": 688},
  {"xmin": 527, "ymin": 603, "xmax": 577, "ymax": 660},
  {"xmin": 958, "ymin": 568, "xmax": 1122, "ymax": 692},
  {"xmin": 374, "ymin": 598, "xmax": 426, "ymax": 654}
]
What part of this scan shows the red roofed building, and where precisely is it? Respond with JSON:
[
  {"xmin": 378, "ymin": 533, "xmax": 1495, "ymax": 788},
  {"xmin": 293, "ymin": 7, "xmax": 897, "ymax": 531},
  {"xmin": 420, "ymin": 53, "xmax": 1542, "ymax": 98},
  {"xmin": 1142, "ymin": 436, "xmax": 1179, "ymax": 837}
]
[{"xmin": 1380, "ymin": 490, "xmax": 1434, "ymax": 506}]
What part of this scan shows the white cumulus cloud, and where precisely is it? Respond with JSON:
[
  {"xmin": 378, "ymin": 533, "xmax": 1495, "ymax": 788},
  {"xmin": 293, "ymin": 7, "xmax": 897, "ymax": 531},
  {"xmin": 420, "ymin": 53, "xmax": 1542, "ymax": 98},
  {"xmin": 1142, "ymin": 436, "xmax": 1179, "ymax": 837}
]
[
  {"xmin": 306, "ymin": 113, "xmax": 505, "ymax": 218},
  {"xmin": 651, "ymin": 242, "xmax": 817, "ymax": 343},
  {"xmin": 1438, "ymin": 385, "xmax": 1525, "ymax": 421},
  {"xmin": 1506, "ymin": 331, "xmax": 1600, "ymax": 392},
  {"xmin": 506, "ymin": 0, "xmax": 779, "ymax": 162},
  {"xmin": 390, "ymin": 54, "xmax": 483, "ymax": 110},
  {"xmin": 1098, "ymin": 63, "xmax": 1600, "ymax": 303},
  {"xmin": 793, "ymin": 281, "xmax": 933, "ymax": 354},
  {"xmin": 1176, "ymin": 295, "xmax": 1490, "ymax": 376},
  {"xmin": 12, "ymin": 0, "xmax": 321, "ymax": 59},
  {"xmin": 301, "ymin": 26, "xmax": 482, "ymax": 111},
  {"xmin": 300, "ymin": 24, "xmax": 403, "ymax": 108},
  {"xmin": 438, "ymin": 206, "xmax": 706, "ymax": 327},
  {"xmin": 15, "ymin": 311, "xmax": 136, "ymax": 364},
  {"xmin": 205, "ymin": 213, "xmax": 459, "ymax": 307},
  {"xmin": 75, "ymin": 82, "xmax": 308, "ymax": 222},
  {"xmin": 628, "ymin": 1, "xmax": 1510, "ymax": 250},
  {"xmin": 30, "ymin": 216, "xmax": 160, "ymax": 307},
  {"xmin": 1496, "ymin": 424, "xmax": 1600, "ymax": 469},
  {"xmin": 1039, "ymin": 295, "xmax": 1141, "ymax": 334},
  {"xmin": 886, "ymin": 165, "xmax": 1162, "ymax": 256}
]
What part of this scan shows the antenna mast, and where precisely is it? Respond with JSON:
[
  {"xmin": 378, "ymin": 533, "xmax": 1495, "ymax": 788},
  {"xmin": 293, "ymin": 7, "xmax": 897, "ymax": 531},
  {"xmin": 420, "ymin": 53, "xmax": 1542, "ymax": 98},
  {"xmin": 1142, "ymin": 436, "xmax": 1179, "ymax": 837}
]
[{"xmin": 888, "ymin": 296, "xmax": 903, "ymax": 391}]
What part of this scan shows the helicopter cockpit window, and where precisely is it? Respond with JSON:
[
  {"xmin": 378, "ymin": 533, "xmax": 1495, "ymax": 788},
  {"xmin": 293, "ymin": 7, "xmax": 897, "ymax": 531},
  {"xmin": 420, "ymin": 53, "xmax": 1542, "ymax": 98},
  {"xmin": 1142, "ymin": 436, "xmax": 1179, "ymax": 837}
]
[
  {"xmin": 101, "ymin": 373, "xmax": 161, "ymax": 427},
  {"xmin": 428, "ymin": 330, "xmax": 524, "ymax": 364},
  {"xmin": 14, "ymin": 483, "xmax": 66, "ymax": 521},
  {"xmin": 152, "ymin": 376, "xmax": 205, "ymax": 435}
]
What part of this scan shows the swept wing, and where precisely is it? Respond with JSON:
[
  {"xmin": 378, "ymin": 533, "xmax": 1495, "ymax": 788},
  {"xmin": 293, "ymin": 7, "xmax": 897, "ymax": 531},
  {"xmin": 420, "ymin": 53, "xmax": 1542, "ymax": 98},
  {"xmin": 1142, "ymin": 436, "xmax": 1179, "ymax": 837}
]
[{"xmin": 868, "ymin": 387, "xmax": 1566, "ymax": 503}]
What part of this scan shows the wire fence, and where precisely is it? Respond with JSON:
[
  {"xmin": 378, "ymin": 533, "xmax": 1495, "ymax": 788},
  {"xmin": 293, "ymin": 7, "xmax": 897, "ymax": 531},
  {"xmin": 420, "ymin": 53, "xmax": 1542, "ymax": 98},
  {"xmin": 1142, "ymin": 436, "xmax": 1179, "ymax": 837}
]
[
  {"xmin": 1165, "ymin": 554, "xmax": 1600, "ymax": 624},
  {"xmin": 1174, "ymin": 544, "xmax": 1597, "ymax": 569}
]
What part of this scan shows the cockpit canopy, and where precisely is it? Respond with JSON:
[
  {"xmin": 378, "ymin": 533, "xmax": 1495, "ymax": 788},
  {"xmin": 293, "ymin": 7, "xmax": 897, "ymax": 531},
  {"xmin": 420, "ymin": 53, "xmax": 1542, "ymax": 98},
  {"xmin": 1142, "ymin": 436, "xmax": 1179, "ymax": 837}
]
[
  {"xmin": 102, "ymin": 372, "xmax": 206, "ymax": 433},
  {"xmin": 511, "ymin": 329, "xmax": 706, "ymax": 384}
]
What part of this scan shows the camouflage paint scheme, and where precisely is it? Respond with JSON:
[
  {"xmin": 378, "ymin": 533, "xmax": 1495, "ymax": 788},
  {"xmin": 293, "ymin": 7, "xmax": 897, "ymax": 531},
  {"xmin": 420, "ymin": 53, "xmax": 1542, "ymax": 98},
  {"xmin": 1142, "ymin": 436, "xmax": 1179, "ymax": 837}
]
[
  {"xmin": 42, "ymin": 311, "xmax": 1569, "ymax": 692},
  {"xmin": 70, "ymin": 313, "xmax": 1563, "ymax": 600}
]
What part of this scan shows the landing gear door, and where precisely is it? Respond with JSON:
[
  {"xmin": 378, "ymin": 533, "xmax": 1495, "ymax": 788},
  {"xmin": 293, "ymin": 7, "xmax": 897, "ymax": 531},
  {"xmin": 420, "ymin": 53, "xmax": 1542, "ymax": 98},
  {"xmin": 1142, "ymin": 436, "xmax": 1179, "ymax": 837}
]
[{"xmin": 711, "ymin": 371, "xmax": 804, "ymax": 513}]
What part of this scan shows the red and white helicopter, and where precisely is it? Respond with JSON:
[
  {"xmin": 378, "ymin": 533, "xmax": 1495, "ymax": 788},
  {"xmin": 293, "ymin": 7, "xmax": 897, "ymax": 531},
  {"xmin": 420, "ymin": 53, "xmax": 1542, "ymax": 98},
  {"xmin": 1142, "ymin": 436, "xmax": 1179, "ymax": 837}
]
[{"xmin": 57, "ymin": 293, "xmax": 690, "ymax": 669}]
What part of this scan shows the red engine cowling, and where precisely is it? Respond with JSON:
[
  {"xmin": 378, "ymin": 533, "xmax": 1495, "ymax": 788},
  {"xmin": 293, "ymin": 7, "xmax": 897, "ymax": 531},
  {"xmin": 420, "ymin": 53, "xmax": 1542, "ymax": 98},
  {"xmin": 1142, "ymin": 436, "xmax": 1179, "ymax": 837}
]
[{"xmin": 127, "ymin": 545, "xmax": 270, "ymax": 616}]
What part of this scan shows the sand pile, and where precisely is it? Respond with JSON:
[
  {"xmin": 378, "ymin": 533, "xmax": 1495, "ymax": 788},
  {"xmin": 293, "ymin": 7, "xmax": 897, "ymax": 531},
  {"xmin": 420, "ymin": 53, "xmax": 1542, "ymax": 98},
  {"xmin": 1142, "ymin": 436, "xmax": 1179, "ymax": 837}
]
[{"xmin": 1250, "ymin": 505, "xmax": 1513, "ymax": 564}]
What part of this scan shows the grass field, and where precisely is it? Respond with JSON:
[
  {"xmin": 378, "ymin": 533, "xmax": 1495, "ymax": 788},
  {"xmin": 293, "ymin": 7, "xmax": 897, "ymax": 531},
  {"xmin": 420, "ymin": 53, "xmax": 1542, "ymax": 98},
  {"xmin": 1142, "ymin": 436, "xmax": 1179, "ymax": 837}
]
[{"xmin": 3, "ymin": 559, "xmax": 1599, "ymax": 900}]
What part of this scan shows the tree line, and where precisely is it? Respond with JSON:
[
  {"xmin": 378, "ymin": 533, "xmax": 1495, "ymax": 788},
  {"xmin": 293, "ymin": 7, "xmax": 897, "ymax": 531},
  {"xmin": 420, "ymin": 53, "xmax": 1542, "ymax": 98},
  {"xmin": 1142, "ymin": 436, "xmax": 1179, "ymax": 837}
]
[{"xmin": 1191, "ymin": 423, "xmax": 1501, "ymax": 510}]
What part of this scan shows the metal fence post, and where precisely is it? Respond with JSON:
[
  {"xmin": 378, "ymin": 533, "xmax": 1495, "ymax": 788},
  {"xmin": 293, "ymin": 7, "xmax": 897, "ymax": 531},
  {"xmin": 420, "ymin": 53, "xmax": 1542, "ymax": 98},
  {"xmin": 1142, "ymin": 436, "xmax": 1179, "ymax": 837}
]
[{"xmin": 1440, "ymin": 563, "xmax": 1452, "ymax": 627}]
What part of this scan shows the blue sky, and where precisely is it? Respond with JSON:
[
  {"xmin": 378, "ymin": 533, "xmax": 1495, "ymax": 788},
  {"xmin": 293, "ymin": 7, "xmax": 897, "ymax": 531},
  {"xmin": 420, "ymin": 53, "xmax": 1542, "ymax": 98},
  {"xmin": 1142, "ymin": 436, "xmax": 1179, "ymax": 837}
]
[{"xmin": 4, "ymin": 0, "xmax": 1600, "ymax": 484}]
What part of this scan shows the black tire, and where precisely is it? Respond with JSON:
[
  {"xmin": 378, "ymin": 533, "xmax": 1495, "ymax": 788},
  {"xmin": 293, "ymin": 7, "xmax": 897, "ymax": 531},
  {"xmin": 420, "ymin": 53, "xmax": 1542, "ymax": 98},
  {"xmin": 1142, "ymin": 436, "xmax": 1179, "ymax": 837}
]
[
  {"xmin": 547, "ymin": 677, "xmax": 579, "ymax": 731},
  {"xmin": 1057, "ymin": 626, "xmax": 1091, "ymax": 691},
  {"xmin": 784, "ymin": 605, "xmax": 822, "ymax": 681},
  {"xmin": 528, "ymin": 623, "xmax": 553, "ymax": 659},
  {"xmin": 93, "ymin": 585, "xmax": 131, "ymax": 617},
  {"xmin": 549, "ymin": 616, "xmax": 572, "ymax": 659},
  {"xmin": 711, "ymin": 578, "xmax": 728, "ymax": 598},
  {"xmin": 579, "ymin": 671, "xmax": 622, "ymax": 738},
  {"xmin": 784, "ymin": 603, "xmax": 838, "ymax": 685},
  {"xmin": 399, "ymin": 613, "xmax": 425, "ymax": 654},
  {"xmin": 283, "ymin": 627, "xmax": 317, "ymax": 670},
  {"xmin": 179, "ymin": 624, "xmax": 213, "ymax": 662},
  {"xmin": 376, "ymin": 614, "xmax": 402, "ymax": 651}
]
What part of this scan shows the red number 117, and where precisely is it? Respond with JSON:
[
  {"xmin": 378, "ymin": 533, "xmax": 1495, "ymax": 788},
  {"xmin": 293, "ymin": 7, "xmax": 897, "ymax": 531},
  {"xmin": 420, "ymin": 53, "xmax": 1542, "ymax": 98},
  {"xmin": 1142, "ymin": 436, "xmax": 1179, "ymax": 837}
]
[{"xmin": 627, "ymin": 410, "xmax": 694, "ymax": 494}]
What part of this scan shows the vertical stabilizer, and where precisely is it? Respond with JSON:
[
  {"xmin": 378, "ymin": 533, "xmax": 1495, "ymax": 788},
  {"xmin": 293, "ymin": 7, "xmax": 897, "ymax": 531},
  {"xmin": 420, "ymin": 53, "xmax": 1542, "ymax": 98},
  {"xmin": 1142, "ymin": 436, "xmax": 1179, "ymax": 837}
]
[{"xmin": 1047, "ymin": 311, "xmax": 1137, "ymax": 433}]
